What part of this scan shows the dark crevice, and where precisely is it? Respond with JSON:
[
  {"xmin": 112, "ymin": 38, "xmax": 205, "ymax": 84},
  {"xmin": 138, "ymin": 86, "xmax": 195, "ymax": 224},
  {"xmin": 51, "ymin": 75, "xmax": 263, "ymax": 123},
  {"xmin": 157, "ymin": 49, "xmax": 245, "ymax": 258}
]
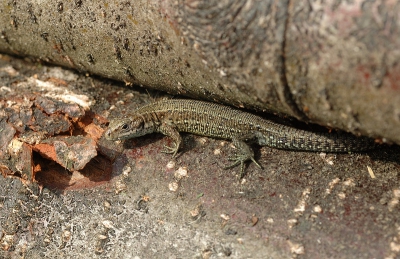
[{"xmin": 279, "ymin": 0, "xmax": 307, "ymax": 121}]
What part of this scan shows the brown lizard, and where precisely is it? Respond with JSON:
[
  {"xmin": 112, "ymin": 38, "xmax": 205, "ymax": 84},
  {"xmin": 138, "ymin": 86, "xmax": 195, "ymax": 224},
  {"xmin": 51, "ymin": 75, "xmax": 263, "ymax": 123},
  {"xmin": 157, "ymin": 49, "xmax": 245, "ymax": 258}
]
[{"xmin": 105, "ymin": 99, "xmax": 376, "ymax": 176}]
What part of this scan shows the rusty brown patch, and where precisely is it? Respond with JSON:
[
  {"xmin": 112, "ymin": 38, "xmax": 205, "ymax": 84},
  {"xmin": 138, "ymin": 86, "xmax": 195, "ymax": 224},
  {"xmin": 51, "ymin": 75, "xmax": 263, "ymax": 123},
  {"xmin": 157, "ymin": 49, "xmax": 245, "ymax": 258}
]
[
  {"xmin": 34, "ymin": 154, "xmax": 112, "ymax": 191},
  {"xmin": 0, "ymin": 84, "xmax": 114, "ymax": 191}
]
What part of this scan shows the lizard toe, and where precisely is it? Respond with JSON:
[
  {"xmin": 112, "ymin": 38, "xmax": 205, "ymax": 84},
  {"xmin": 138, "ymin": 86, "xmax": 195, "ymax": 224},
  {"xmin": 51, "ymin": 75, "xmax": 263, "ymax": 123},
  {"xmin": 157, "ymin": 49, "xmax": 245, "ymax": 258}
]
[
  {"xmin": 162, "ymin": 144, "xmax": 179, "ymax": 157},
  {"xmin": 224, "ymin": 153, "xmax": 262, "ymax": 176}
]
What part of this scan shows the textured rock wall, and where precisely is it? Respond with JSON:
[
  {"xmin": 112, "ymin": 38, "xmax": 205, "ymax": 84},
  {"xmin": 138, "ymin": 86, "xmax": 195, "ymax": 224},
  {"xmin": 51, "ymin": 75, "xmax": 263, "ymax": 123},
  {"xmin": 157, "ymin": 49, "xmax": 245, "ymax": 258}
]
[{"xmin": 0, "ymin": 1, "xmax": 399, "ymax": 144}]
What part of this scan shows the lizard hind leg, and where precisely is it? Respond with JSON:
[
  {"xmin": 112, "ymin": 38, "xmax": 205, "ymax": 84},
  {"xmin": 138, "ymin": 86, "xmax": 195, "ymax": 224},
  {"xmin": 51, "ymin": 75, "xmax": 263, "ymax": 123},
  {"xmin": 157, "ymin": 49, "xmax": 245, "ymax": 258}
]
[{"xmin": 225, "ymin": 138, "xmax": 262, "ymax": 177}]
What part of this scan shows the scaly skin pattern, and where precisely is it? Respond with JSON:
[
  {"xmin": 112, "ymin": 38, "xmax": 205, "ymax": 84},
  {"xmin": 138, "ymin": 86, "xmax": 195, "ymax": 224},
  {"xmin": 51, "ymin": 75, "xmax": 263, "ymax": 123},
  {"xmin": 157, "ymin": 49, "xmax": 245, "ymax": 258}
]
[{"xmin": 105, "ymin": 99, "xmax": 376, "ymax": 175}]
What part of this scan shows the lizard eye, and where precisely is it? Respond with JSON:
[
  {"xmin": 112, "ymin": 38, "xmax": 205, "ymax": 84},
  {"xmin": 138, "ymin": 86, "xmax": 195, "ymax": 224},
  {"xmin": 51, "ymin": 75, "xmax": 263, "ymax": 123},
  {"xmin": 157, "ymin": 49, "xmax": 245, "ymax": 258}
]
[{"xmin": 121, "ymin": 123, "xmax": 129, "ymax": 130}]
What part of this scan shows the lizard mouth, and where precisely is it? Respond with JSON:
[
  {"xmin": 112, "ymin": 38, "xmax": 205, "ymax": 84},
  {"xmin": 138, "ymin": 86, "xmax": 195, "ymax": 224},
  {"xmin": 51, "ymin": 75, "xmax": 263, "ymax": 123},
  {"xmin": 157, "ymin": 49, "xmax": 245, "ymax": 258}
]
[{"xmin": 104, "ymin": 129, "xmax": 115, "ymax": 141}]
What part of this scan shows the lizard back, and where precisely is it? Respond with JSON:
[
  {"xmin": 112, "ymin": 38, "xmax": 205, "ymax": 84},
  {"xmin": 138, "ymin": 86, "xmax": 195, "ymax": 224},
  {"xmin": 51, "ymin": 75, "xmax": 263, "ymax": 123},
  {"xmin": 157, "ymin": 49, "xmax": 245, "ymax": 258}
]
[{"xmin": 133, "ymin": 99, "xmax": 376, "ymax": 152}]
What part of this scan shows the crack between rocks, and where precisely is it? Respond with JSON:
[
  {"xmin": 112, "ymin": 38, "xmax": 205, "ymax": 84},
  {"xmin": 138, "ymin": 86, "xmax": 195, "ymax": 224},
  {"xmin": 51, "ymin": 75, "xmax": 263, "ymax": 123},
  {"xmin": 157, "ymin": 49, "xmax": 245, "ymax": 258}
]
[{"xmin": 279, "ymin": 0, "xmax": 307, "ymax": 121}]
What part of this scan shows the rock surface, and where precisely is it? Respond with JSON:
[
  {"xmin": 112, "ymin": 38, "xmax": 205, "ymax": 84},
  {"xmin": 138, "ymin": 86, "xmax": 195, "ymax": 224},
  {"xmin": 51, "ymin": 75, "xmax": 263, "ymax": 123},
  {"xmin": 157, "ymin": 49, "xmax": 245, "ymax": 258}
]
[{"xmin": 0, "ymin": 1, "xmax": 399, "ymax": 144}]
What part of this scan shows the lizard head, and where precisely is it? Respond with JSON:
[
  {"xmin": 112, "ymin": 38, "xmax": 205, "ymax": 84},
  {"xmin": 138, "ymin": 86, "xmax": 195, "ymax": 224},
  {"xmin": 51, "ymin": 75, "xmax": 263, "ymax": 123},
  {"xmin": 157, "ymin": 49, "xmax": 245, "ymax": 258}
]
[{"xmin": 105, "ymin": 115, "xmax": 154, "ymax": 141}]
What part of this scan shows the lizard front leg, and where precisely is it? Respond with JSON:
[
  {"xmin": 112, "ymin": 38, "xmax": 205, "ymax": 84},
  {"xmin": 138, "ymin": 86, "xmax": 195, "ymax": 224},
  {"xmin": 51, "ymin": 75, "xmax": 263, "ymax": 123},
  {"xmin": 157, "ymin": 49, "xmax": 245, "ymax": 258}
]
[{"xmin": 158, "ymin": 123, "xmax": 182, "ymax": 157}]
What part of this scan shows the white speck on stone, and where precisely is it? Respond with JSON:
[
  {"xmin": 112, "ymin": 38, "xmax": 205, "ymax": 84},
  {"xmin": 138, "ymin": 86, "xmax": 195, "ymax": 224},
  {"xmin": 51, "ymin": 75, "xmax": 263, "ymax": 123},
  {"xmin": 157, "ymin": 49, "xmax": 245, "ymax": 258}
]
[
  {"xmin": 343, "ymin": 178, "xmax": 355, "ymax": 187},
  {"xmin": 313, "ymin": 205, "xmax": 322, "ymax": 213},
  {"xmin": 198, "ymin": 137, "xmax": 207, "ymax": 145},
  {"xmin": 288, "ymin": 240, "xmax": 305, "ymax": 255},
  {"xmin": 102, "ymin": 220, "xmax": 114, "ymax": 229},
  {"xmin": 122, "ymin": 165, "xmax": 131, "ymax": 177},
  {"xmin": 326, "ymin": 178, "xmax": 340, "ymax": 194},
  {"xmin": 115, "ymin": 180, "xmax": 127, "ymax": 194},
  {"xmin": 0, "ymin": 65, "xmax": 19, "ymax": 76},
  {"xmin": 0, "ymin": 86, "xmax": 12, "ymax": 92},
  {"xmin": 367, "ymin": 166, "xmax": 376, "ymax": 179},
  {"xmin": 166, "ymin": 161, "xmax": 175, "ymax": 169},
  {"xmin": 174, "ymin": 167, "xmax": 188, "ymax": 180},
  {"xmin": 287, "ymin": 219, "xmax": 298, "ymax": 228},
  {"xmin": 388, "ymin": 189, "xmax": 400, "ymax": 212},
  {"xmin": 98, "ymin": 234, "xmax": 107, "ymax": 240},
  {"xmin": 337, "ymin": 192, "xmax": 346, "ymax": 199},
  {"xmin": 169, "ymin": 182, "xmax": 179, "ymax": 192},
  {"xmin": 220, "ymin": 214, "xmax": 230, "ymax": 221},
  {"xmin": 294, "ymin": 188, "xmax": 311, "ymax": 213}
]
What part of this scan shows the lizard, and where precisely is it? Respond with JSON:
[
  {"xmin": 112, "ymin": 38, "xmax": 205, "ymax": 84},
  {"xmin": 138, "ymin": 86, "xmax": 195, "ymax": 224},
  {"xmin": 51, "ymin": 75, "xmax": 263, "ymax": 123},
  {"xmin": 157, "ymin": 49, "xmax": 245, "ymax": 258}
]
[{"xmin": 105, "ymin": 99, "xmax": 377, "ymax": 176}]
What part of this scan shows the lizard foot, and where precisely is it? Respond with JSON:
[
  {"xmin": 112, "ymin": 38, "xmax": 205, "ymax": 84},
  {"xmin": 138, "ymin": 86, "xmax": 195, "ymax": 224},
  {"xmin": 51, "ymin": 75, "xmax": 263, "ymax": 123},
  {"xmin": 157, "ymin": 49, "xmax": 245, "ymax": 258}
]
[
  {"xmin": 161, "ymin": 143, "xmax": 179, "ymax": 158},
  {"xmin": 224, "ymin": 138, "xmax": 263, "ymax": 177},
  {"xmin": 224, "ymin": 153, "xmax": 262, "ymax": 178}
]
